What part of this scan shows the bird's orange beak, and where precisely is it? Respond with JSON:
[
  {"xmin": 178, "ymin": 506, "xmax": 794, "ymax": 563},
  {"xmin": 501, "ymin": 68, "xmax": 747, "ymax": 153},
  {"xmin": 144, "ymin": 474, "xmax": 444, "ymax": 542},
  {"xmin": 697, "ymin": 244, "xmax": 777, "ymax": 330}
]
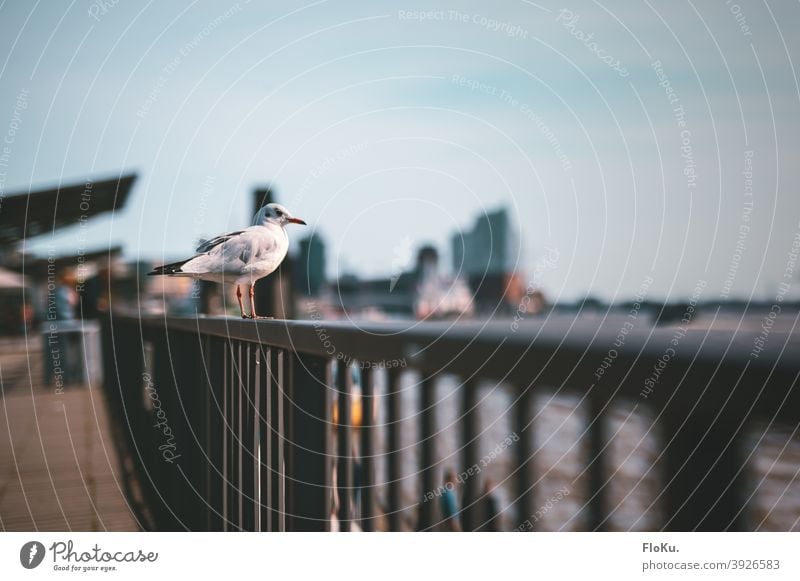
[{"xmin": 288, "ymin": 217, "xmax": 307, "ymax": 225}]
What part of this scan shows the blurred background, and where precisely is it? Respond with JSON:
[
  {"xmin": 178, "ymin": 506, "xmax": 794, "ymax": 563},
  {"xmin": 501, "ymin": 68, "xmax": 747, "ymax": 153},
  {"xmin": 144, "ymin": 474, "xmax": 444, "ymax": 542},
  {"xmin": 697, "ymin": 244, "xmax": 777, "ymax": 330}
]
[{"xmin": 0, "ymin": 1, "xmax": 798, "ymax": 532}]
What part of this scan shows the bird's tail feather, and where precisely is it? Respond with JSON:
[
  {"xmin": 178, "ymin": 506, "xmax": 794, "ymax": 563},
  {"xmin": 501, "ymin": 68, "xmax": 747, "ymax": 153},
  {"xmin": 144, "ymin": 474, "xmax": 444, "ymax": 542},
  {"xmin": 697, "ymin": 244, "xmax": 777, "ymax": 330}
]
[{"xmin": 148, "ymin": 259, "xmax": 189, "ymax": 276}]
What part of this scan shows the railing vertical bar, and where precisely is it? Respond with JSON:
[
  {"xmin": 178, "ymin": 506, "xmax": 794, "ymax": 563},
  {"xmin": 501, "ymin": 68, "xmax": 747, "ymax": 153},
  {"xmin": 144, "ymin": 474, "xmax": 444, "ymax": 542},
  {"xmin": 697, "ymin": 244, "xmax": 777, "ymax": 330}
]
[
  {"xmin": 275, "ymin": 349, "xmax": 286, "ymax": 531},
  {"xmin": 269, "ymin": 347, "xmax": 280, "ymax": 531},
  {"xmin": 514, "ymin": 388, "xmax": 534, "ymax": 532},
  {"xmin": 241, "ymin": 342, "xmax": 255, "ymax": 531},
  {"xmin": 587, "ymin": 393, "xmax": 609, "ymax": 531},
  {"xmin": 260, "ymin": 346, "xmax": 273, "ymax": 531},
  {"xmin": 360, "ymin": 366, "xmax": 375, "ymax": 531},
  {"xmin": 386, "ymin": 368, "xmax": 402, "ymax": 531},
  {"xmin": 419, "ymin": 375, "xmax": 436, "ymax": 531},
  {"xmin": 460, "ymin": 379, "xmax": 479, "ymax": 531},
  {"xmin": 222, "ymin": 339, "xmax": 229, "ymax": 532},
  {"xmin": 237, "ymin": 341, "xmax": 244, "ymax": 529},
  {"xmin": 228, "ymin": 339, "xmax": 239, "ymax": 531},
  {"xmin": 204, "ymin": 335, "xmax": 212, "ymax": 531},
  {"xmin": 253, "ymin": 345, "xmax": 261, "ymax": 532},
  {"xmin": 336, "ymin": 362, "xmax": 353, "ymax": 531},
  {"xmin": 269, "ymin": 349, "xmax": 281, "ymax": 531},
  {"xmin": 207, "ymin": 337, "xmax": 224, "ymax": 531}
]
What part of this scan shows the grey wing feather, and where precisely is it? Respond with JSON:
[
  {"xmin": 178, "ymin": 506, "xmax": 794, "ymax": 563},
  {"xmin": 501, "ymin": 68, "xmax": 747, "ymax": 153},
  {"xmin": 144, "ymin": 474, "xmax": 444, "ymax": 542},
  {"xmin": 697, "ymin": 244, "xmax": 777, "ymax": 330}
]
[
  {"xmin": 195, "ymin": 230, "xmax": 245, "ymax": 253},
  {"xmin": 239, "ymin": 244, "xmax": 251, "ymax": 263}
]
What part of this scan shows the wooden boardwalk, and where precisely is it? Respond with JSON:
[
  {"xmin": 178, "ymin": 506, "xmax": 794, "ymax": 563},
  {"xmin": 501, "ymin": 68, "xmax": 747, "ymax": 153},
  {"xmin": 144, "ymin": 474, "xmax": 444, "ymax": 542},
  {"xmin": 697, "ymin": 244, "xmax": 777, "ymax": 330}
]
[{"xmin": 0, "ymin": 337, "xmax": 139, "ymax": 531}]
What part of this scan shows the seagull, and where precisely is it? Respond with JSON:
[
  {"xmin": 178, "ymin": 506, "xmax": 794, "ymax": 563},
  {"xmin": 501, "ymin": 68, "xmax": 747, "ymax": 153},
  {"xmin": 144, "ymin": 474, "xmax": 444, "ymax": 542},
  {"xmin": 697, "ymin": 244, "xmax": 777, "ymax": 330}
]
[{"xmin": 148, "ymin": 203, "xmax": 306, "ymax": 318}]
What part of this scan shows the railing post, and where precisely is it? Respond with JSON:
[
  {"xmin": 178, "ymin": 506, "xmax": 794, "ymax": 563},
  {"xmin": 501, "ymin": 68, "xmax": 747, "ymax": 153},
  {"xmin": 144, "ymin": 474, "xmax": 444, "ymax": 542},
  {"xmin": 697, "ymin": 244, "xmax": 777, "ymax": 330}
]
[
  {"xmin": 460, "ymin": 380, "xmax": 479, "ymax": 531},
  {"xmin": 221, "ymin": 339, "xmax": 231, "ymax": 530},
  {"xmin": 336, "ymin": 362, "xmax": 353, "ymax": 531},
  {"xmin": 586, "ymin": 389, "xmax": 610, "ymax": 531},
  {"xmin": 271, "ymin": 349, "xmax": 286, "ymax": 531},
  {"xmin": 513, "ymin": 388, "xmax": 534, "ymax": 532},
  {"xmin": 661, "ymin": 408, "xmax": 748, "ymax": 531},
  {"xmin": 386, "ymin": 368, "xmax": 402, "ymax": 531},
  {"xmin": 241, "ymin": 343, "xmax": 256, "ymax": 531},
  {"xmin": 206, "ymin": 337, "xmax": 226, "ymax": 531},
  {"xmin": 224, "ymin": 340, "xmax": 239, "ymax": 530},
  {"xmin": 257, "ymin": 346, "xmax": 273, "ymax": 531},
  {"xmin": 288, "ymin": 353, "xmax": 333, "ymax": 531},
  {"xmin": 360, "ymin": 367, "xmax": 376, "ymax": 531},
  {"xmin": 418, "ymin": 376, "xmax": 436, "ymax": 531}
]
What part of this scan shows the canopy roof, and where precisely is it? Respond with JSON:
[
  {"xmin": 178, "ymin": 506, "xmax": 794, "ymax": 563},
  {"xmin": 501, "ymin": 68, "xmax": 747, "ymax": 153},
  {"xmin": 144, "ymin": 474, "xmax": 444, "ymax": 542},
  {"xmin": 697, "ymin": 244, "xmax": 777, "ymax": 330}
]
[{"xmin": 0, "ymin": 174, "xmax": 137, "ymax": 246}]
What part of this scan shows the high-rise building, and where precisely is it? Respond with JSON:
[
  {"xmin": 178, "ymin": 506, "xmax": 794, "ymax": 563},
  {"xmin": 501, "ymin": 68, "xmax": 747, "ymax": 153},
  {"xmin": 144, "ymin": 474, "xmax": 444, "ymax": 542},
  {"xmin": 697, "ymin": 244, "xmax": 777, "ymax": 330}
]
[
  {"xmin": 295, "ymin": 233, "xmax": 327, "ymax": 296},
  {"xmin": 451, "ymin": 207, "xmax": 524, "ymax": 313},
  {"xmin": 452, "ymin": 208, "xmax": 514, "ymax": 276}
]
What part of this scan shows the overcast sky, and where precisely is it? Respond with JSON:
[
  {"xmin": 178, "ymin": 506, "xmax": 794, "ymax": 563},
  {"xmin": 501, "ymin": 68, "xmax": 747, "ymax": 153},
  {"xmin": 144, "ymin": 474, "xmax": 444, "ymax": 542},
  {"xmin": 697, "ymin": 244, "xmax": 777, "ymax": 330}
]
[{"xmin": 1, "ymin": 0, "xmax": 799, "ymax": 303}]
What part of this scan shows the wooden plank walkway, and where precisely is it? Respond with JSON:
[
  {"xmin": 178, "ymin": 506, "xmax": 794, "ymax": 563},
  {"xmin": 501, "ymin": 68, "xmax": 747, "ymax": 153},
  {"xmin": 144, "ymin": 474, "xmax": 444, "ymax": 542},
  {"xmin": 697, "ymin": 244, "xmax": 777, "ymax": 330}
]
[{"xmin": 0, "ymin": 337, "xmax": 140, "ymax": 531}]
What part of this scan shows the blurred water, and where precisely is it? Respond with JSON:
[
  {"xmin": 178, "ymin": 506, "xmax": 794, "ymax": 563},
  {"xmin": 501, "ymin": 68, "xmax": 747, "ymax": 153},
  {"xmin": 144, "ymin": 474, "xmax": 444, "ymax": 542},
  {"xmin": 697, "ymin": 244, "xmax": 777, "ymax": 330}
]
[{"xmin": 366, "ymin": 372, "xmax": 800, "ymax": 531}]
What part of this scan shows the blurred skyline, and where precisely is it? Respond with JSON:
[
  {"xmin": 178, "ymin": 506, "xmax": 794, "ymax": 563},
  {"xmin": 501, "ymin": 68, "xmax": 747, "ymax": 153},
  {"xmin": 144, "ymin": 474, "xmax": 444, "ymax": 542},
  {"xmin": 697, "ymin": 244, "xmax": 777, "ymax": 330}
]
[{"xmin": 2, "ymin": 0, "xmax": 799, "ymax": 302}]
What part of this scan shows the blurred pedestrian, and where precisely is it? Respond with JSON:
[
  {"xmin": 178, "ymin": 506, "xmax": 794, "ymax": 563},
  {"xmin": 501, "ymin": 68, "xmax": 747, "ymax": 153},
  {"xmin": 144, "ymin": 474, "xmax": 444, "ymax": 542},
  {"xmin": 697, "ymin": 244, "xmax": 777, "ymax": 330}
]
[
  {"xmin": 440, "ymin": 468, "xmax": 461, "ymax": 531},
  {"xmin": 479, "ymin": 478, "xmax": 501, "ymax": 532}
]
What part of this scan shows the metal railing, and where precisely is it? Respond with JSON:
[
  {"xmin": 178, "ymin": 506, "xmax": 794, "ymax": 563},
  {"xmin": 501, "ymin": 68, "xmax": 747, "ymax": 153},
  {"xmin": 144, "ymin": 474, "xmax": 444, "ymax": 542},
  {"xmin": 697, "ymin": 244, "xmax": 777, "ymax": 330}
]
[{"xmin": 101, "ymin": 313, "xmax": 800, "ymax": 531}]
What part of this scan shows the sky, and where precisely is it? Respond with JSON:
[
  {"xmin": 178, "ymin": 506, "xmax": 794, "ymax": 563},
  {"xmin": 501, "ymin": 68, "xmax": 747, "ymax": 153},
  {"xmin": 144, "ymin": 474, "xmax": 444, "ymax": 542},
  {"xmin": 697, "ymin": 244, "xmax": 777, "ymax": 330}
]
[{"xmin": 1, "ymin": 0, "xmax": 799, "ymax": 303}]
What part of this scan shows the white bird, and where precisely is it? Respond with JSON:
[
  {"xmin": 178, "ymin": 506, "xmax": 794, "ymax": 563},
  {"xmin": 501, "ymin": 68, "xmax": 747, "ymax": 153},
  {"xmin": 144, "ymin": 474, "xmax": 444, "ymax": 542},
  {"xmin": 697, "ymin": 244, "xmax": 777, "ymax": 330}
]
[{"xmin": 148, "ymin": 203, "xmax": 306, "ymax": 318}]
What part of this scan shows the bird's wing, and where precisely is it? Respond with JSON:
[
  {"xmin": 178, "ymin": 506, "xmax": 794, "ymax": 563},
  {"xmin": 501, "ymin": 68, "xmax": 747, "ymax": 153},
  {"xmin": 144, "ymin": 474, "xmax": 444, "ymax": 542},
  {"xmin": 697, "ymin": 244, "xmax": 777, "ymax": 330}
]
[
  {"xmin": 178, "ymin": 226, "xmax": 287, "ymax": 278},
  {"xmin": 195, "ymin": 230, "xmax": 246, "ymax": 254},
  {"xmin": 210, "ymin": 227, "xmax": 283, "ymax": 268},
  {"xmin": 223, "ymin": 227, "xmax": 282, "ymax": 264}
]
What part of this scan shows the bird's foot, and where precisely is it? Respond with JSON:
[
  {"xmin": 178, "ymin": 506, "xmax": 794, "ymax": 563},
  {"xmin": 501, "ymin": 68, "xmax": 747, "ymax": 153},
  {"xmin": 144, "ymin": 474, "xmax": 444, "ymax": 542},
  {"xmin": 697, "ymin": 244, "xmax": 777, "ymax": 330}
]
[{"xmin": 241, "ymin": 314, "xmax": 254, "ymax": 319}]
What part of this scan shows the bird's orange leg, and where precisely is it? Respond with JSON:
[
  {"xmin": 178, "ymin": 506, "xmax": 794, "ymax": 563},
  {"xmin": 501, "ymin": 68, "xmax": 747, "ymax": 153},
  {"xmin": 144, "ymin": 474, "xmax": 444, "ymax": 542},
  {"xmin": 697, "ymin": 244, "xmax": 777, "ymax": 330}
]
[
  {"xmin": 249, "ymin": 283, "xmax": 273, "ymax": 319},
  {"xmin": 236, "ymin": 285, "xmax": 250, "ymax": 319}
]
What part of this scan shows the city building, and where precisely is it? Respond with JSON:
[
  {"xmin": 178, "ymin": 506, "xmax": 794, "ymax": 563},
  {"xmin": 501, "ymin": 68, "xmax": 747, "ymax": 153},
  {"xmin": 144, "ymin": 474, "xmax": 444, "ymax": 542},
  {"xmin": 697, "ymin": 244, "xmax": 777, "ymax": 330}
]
[
  {"xmin": 451, "ymin": 207, "xmax": 527, "ymax": 314},
  {"xmin": 294, "ymin": 233, "xmax": 327, "ymax": 296}
]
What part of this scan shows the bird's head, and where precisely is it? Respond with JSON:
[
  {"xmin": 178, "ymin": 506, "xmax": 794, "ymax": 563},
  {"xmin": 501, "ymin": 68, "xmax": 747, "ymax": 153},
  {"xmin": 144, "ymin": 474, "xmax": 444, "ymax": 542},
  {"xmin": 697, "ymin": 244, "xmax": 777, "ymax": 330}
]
[{"xmin": 254, "ymin": 203, "xmax": 307, "ymax": 227}]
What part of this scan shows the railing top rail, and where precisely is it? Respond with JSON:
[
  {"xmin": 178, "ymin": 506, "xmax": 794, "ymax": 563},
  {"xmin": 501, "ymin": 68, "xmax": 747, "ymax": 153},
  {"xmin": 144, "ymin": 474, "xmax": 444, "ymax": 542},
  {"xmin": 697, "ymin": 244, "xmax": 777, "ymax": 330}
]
[{"xmin": 112, "ymin": 312, "xmax": 799, "ymax": 382}]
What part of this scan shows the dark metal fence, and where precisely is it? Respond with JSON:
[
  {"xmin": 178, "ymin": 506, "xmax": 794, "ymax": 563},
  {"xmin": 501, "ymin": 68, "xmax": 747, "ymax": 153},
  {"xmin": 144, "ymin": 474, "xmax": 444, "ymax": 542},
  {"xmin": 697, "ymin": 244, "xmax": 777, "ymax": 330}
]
[{"xmin": 101, "ymin": 313, "xmax": 800, "ymax": 531}]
